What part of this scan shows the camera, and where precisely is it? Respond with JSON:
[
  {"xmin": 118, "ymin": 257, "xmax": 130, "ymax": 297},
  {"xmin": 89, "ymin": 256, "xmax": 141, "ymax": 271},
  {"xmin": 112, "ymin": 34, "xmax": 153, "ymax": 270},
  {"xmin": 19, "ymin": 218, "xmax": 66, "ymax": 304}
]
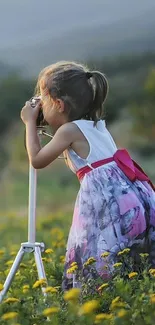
[{"xmin": 30, "ymin": 96, "xmax": 47, "ymax": 127}]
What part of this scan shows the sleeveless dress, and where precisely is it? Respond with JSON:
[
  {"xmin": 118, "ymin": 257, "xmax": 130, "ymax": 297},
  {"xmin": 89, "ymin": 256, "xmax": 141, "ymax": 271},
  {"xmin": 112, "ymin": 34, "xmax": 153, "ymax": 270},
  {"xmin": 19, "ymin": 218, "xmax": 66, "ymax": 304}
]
[{"xmin": 62, "ymin": 119, "xmax": 155, "ymax": 290}]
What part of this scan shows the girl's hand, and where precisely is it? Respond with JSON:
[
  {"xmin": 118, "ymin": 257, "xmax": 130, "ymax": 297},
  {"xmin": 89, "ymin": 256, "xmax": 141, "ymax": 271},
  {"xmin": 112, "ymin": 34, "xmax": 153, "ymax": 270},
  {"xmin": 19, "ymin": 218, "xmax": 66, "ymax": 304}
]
[{"xmin": 20, "ymin": 100, "xmax": 41, "ymax": 124}]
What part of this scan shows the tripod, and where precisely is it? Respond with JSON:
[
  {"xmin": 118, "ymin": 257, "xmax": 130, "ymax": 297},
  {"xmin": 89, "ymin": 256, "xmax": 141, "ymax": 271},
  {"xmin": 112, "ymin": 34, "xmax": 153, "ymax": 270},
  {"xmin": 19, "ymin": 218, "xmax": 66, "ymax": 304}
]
[{"xmin": 0, "ymin": 127, "xmax": 60, "ymax": 303}]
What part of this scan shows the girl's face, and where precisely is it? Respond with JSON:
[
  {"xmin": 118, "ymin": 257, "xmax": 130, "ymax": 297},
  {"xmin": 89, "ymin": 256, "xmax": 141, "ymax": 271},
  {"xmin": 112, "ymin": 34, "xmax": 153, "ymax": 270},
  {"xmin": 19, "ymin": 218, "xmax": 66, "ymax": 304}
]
[{"xmin": 40, "ymin": 84, "xmax": 66, "ymax": 130}]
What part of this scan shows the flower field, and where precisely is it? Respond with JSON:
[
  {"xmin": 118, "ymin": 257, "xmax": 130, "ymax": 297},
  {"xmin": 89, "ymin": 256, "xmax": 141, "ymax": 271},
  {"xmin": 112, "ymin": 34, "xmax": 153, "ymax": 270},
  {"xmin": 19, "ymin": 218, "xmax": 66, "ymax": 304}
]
[{"xmin": 0, "ymin": 212, "xmax": 155, "ymax": 325}]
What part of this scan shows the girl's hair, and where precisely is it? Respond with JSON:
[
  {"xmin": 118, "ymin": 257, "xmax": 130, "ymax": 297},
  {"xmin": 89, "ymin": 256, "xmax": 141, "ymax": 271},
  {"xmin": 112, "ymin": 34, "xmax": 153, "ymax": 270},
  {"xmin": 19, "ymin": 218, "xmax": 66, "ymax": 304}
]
[{"xmin": 35, "ymin": 61, "xmax": 109, "ymax": 124}]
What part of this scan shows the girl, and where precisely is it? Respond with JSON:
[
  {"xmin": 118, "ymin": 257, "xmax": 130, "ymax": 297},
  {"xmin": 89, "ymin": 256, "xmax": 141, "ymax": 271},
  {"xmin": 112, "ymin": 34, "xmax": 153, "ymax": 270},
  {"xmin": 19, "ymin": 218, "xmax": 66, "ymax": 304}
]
[{"xmin": 21, "ymin": 61, "xmax": 155, "ymax": 291}]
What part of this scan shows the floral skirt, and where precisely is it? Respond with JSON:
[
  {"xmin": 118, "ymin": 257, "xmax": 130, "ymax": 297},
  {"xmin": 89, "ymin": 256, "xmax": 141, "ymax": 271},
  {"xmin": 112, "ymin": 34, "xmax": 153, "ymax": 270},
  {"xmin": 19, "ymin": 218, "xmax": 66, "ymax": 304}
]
[{"xmin": 62, "ymin": 162, "xmax": 155, "ymax": 290}]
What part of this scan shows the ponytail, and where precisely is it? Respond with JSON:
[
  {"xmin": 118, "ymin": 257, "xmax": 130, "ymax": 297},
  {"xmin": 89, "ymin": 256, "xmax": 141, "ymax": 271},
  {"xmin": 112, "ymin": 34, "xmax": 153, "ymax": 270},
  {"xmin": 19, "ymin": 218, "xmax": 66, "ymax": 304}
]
[{"xmin": 86, "ymin": 70, "xmax": 109, "ymax": 123}]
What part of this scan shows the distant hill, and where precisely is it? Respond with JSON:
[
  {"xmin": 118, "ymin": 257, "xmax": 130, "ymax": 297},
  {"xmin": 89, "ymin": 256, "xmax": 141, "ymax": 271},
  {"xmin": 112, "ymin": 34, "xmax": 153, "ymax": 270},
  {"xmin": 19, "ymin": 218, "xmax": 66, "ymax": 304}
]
[{"xmin": 0, "ymin": 0, "xmax": 155, "ymax": 76}]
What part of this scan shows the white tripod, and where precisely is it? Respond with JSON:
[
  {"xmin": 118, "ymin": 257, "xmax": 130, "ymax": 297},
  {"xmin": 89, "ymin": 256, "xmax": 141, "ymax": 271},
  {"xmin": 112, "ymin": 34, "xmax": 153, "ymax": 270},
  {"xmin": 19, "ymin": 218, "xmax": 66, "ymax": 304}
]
[{"xmin": 0, "ymin": 128, "xmax": 57, "ymax": 303}]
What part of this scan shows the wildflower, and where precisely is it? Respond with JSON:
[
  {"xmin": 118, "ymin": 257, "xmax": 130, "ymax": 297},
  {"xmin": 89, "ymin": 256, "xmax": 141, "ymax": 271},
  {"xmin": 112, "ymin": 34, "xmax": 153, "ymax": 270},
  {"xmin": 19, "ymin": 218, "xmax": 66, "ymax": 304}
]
[
  {"xmin": 67, "ymin": 266, "xmax": 78, "ymax": 274},
  {"xmin": 101, "ymin": 252, "xmax": 110, "ymax": 258},
  {"xmin": 64, "ymin": 288, "xmax": 81, "ymax": 302},
  {"xmin": 42, "ymin": 307, "xmax": 60, "ymax": 316},
  {"xmin": 128, "ymin": 272, "xmax": 138, "ymax": 279},
  {"xmin": 22, "ymin": 285, "xmax": 30, "ymax": 293},
  {"xmin": 5, "ymin": 260, "xmax": 14, "ymax": 266},
  {"xmin": 140, "ymin": 253, "xmax": 149, "ymax": 258},
  {"xmin": 20, "ymin": 263, "xmax": 27, "ymax": 269},
  {"xmin": 149, "ymin": 269, "xmax": 155, "ymax": 275},
  {"xmin": 0, "ymin": 249, "xmax": 5, "ymax": 255},
  {"xmin": 111, "ymin": 296, "xmax": 121, "ymax": 305},
  {"xmin": 83, "ymin": 257, "xmax": 96, "ymax": 268},
  {"xmin": 45, "ymin": 248, "xmax": 54, "ymax": 254},
  {"xmin": 44, "ymin": 286, "xmax": 57, "ymax": 294},
  {"xmin": 117, "ymin": 248, "xmax": 130, "ymax": 256},
  {"xmin": 10, "ymin": 251, "xmax": 17, "ymax": 256},
  {"xmin": 33, "ymin": 278, "xmax": 47, "ymax": 288},
  {"xmin": 113, "ymin": 262, "xmax": 123, "ymax": 268},
  {"xmin": 2, "ymin": 312, "xmax": 18, "ymax": 320},
  {"xmin": 117, "ymin": 309, "xmax": 128, "ymax": 318},
  {"xmin": 0, "ymin": 283, "xmax": 3, "ymax": 291},
  {"xmin": 4, "ymin": 297, "xmax": 20, "ymax": 303},
  {"xmin": 42, "ymin": 257, "xmax": 49, "ymax": 262},
  {"xmin": 98, "ymin": 283, "xmax": 109, "ymax": 291},
  {"xmin": 70, "ymin": 262, "xmax": 78, "ymax": 267},
  {"xmin": 150, "ymin": 294, "xmax": 155, "ymax": 303},
  {"xmin": 95, "ymin": 313, "xmax": 112, "ymax": 323},
  {"xmin": 79, "ymin": 300, "xmax": 99, "ymax": 315},
  {"xmin": 110, "ymin": 302, "xmax": 127, "ymax": 310}
]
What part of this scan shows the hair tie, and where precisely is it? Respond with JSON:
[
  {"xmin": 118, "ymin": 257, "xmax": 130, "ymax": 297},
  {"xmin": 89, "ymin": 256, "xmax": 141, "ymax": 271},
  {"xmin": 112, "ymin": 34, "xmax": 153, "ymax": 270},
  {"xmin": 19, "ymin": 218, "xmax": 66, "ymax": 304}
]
[{"xmin": 86, "ymin": 72, "xmax": 92, "ymax": 79}]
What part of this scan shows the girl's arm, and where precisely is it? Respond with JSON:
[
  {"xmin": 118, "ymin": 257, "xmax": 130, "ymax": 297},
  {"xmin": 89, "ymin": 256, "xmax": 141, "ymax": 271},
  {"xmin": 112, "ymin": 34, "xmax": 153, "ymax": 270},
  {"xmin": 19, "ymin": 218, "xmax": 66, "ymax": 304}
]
[{"xmin": 25, "ymin": 121, "xmax": 73, "ymax": 169}]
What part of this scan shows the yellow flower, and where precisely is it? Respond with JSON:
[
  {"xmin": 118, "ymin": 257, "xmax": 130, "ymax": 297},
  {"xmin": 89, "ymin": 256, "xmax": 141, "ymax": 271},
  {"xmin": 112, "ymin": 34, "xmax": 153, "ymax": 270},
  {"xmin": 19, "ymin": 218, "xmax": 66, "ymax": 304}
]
[
  {"xmin": 140, "ymin": 253, "xmax": 149, "ymax": 258},
  {"xmin": 64, "ymin": 288, "xmax": 81, "ymax": 302},
  {"xmin": 110, "ymin": 302, "xmax": 127, "ymax": 310},
  {"xmin": 44, "ymin": 286, "xmax": 57, "ymax": 294},
  {"xmin": 42, "ymin": 307, "xmax": 60, "ymax": 316},
  {"xmin": 95, "ymin": 313, "xmax": 112, "ymax": 323},
  {"xmin": 70, "ymin": 262, "xmax": 77, "ymax": 267},
  {"xmin": 45, "ymin": 248, "xmax": 54, "ymax": 254},
  {"xmin": 20, "ymin": 263, "xmax": 27, "ymax": 269},
  {"xmin": 67, "ymin": 265, "xmax": 78, "ymax": 274},
  {"xmin": 5, "ymin": 260, "xmax": 14, "ymax": 266},
  {"xmin": 117, "ymin": 309, "xmax": 128, "ymax": 318},
  {"xmin": 4, "ymin": 297, "xmax": 20, "ymax": 303},
  {"xmin": 79, "ymin": 300, "xmax": 99, "ymax": 315},
  {"xmin": 111, "ymin": 296, "xmax": 121, "ymax": 305},
  {"xmin": 2, "ymin": 312, "xmax": 18, "ymax": 320},
  {"xmin": 150, "ymin": 294, "xmax": 155, "ymax": 303},
  {"xmin": 0, "ymin": 283, "xmax": 4, "ymax": 291},
  {"xmin": 0, "ymin": 249, "xmax": 5, "ymax": 255},
  {"xmin": 22, "ymin": 285, "xmax": 30, "ymax": 293},
  {"xmin": 42, "ymin": 257, "xmax": 49, "ymax": 262},
  {"xmin": 33, "ymin": 278, "xmax": 47, "ymax": 288},
  {"xmin": 98, "ymin": 283, "xmax": 109, "ymax": 291},
  {"xmin": 10, "ymin": 251, "xmax": 17, "ymax": 256},
  {"xmin": 113, "ymin": 262, "xmax": 123, "ymax": 268},
  {"xmin": 101, "ymin": 252, "xmax": 110, "ymax": 258},
  {"xmin": 149, "ymin": 269, "xmax": 155, "ymax": 275},
  {"xmin": 128, "ymin": 272, "xmax": 138, "ymax": 279},
  {"xmin": 117, "ymin": 248, "xmax": 130, "ymax": 256}
]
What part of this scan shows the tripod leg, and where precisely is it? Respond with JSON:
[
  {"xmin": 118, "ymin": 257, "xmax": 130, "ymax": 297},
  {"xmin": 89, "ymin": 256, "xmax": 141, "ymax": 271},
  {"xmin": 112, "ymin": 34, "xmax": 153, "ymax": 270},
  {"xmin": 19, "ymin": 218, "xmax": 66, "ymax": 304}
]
[
  {"xmin": 34, "ymin": 246, "xmax": 47, "ymax": 296},
  {"xmin": 0, "ymin": 247, "xmax": 25, "ymax": 303}
]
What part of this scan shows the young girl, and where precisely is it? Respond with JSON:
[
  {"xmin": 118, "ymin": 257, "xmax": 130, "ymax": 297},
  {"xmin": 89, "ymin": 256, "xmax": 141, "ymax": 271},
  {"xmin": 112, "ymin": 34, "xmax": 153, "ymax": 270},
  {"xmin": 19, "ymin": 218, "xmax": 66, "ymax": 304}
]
[{"xmin": 21, "ymin": 61, "xmax": 155, "ymax": 291}]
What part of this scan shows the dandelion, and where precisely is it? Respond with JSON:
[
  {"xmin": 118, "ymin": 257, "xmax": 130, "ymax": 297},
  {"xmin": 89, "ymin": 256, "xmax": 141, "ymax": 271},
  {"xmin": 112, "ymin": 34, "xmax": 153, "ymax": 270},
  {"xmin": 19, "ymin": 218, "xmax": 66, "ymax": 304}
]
[
  {"xmin": 150, "ymin": 294, "xmax": 155, "ymax": 303},
  {"xmin": 117, "ymin": 309, "xmax": 128, "ymax": 318},
  {"xmin": 78, "ymin": 300, "xmax": 99, "ymax": 315},
  {"xmin": 117, "ymin": 248, "xmax": 130, "ymax": 256},
  {"xmin": 111, "ymin": 296, "xmax": 121, "ymax": 305},
  {"xmin": 128, "ymin": 272, "xmax": 138, "ymax": 279},
  {"xmin": 45, "ymin": 248, "xmax": 54, "ymax": 254},
  {"xmin": 95, "ymin": 313, "xmax": 112, "ymax": 323},
  {"xmin": 70, "ymin": 262, "xmax": 78, "ymax": 267},
  {"xmin": 113, "ymin": 262, "xmax": 123, "ymax": 268},
  {"xmin": 98, "ymin": 283, "xmax": 109, "ymax": 291},
  {"xmin": 5, "ymin": 260, "xmax": 14, "ymax": 266},
  {"xmin": 64, "ymin": 288, "xmax": 81, "ymax": 302},
  {"xmin": 0, "ymin": 249, "xmax": 5, "ymax": 255},
  {"xmin": 67, "ymin": 265, "xmax": 78, "ymax": 274},
  {"xmin": 2, "ymin": 312, "xmax": 18, "ymax": 320},
  {"xmin": 44, "ymin": 286, "xmax": 57, "ymax": 294},
  {"xmin": 42, "ymin": 307, "xmax": 60, "ymax": 316},
  {"xmin": 149, "ymin": 269, "xmax": 155, "ymax": 275},
  {"xmin": 33, "ymin": 278, "xmax": 47, "ymax": 288},
  {"xmin": 22, "ymin": 285, "xmax": 30, "ymax": 293},
  {"xmin": 4, "ymin": 297, "xmax": 20, "ymax": 303},
  {"xmin": 140, "ymin": 253, "xmax": 149, "ymax": 258},
  {"xmin": 0, "ymin": 283, "xmax": 3, "ymax": 291},
  {"xmin": 101, "ymin": 252, "xmax": 110, "ymax": 258},
  {"xmin": 110, "ymin": 302, "xmax": 127, "ymax": 310}
]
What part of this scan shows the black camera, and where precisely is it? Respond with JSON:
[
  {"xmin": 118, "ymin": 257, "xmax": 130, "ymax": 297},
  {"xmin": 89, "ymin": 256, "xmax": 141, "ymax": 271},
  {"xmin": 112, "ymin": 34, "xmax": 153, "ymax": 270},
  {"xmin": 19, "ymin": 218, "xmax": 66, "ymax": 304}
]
[{"xmin": 30, "ymin": 96, "xmax": 47, "ymax": 127}]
